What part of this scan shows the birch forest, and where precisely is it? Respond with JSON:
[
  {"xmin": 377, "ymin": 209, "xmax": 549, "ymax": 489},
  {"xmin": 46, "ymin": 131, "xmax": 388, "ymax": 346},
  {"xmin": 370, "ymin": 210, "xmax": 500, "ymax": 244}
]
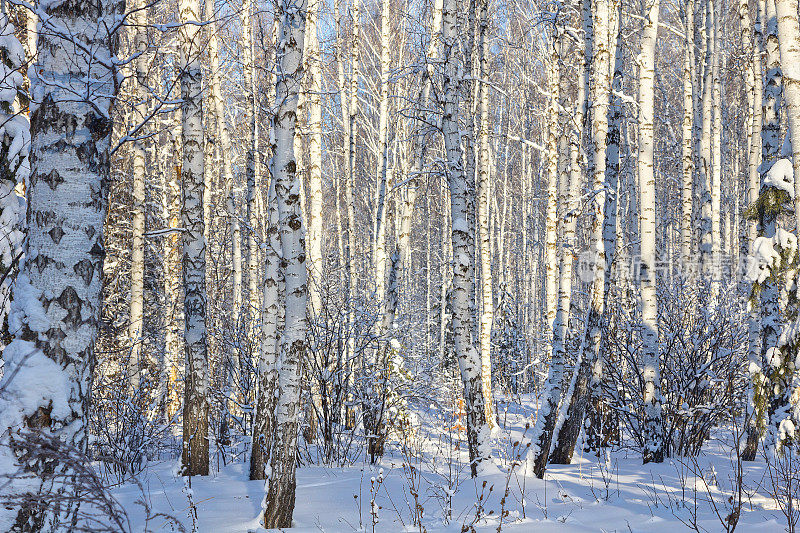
[{"xmin": 3, "ymin": 0, "xmax": 800, "ymax": 529}]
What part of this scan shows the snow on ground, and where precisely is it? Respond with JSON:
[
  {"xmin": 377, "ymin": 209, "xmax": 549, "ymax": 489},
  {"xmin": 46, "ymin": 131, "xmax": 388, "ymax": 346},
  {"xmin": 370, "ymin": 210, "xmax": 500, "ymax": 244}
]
[
  {"xmin": 109, "ymin": 399, "xmax": 791, "ymax": 532},
  {"xmin": 112, "ymin": 453, "xmax": 786, "ymax": 532}
]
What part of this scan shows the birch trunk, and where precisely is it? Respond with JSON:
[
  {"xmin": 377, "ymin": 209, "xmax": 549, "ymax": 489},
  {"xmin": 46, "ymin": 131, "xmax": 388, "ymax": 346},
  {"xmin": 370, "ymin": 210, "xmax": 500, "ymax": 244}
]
[
  {"xmin": 585, "ymin": 0, "xmax": 623, "ymax": 452},
  {"xmin": 741, "ymin": 0, "xmax": 763, "ymax": 460},
  {"xmin": 549, "ymin": 0, "xmax": 596, "ymax": 465},
  {"xmin": 543, "ymin": 35, "xmax": 560, "ymax": 355},
  {"xmin": 0, "ymin": 0, "xmax": 120, "ymax": 525},
  {"xmin": 763, "ymin": 0, "xmax": 783, "ymax": 162},
  {"xmin": 344, "ymin": 0, "xmax": 360, "ymax": 427},
  {"xmin": 164, "ymin": 119, "xmax": 184, "ymax": 422},
  {"xmin": 710, "ymin": 2, "xmax": 722, "ymax": 291},
  {"xmin": 776, "ymin": 0, "xmax": 800, "ymax": 290},
  {"xmin": 681, "ymin": 0, "xmax": 695, "ymax": 265},
  {"xmin": 441, "ymin": 0, "xmax": 491, "ymax": 477},
  {"xmin": 364, "ymin": 0, "xmax": 393, "ymax": 460},
  {"xmin": 773, "ymin": 0, "xmax": 800, "ymax": 455},
  {"xmin": 263, "ymin": 0, "xmax": 308, "ymax": 525},
  {"xmin": 128, "ymin": 0, "xmax": 148, "ymax": 394},
  {"xmin": 637, "ymin": 0, "xmax": 664, "ymax": 464},
  {"xmin": 242, "ymin": 0, "xmax": 260, "ymax": 329},
  {"xmin": 476, "ymin": 0, "xmax": 496, "ymax": 429},
  {"xmin": 524, "ymin": 23, "xmax": 573, "ymax": 480},
  {"xmin": 250, "ymin": 178, "xmax": 282, "ymax": 480},
  {"xmin": 306, "ymin": 0, "xmax": 323, "ymax": 317},
  {"xmin": 373, "ymin": 0, "xmax": 391, "ymax": 320},
  {"xmin": 746, "ymin": 0, "xmax": 784, "ymax": 454},
  {"xmin": 204, "ymin": 0, "xmax": 241, "ymax": 415},
  {"xmin": 179, "ymin": 0, "xmax": 209, "ymax": 476},
  {"xmin": 698, "ymin": 0, "xmax": 714, "ymax": 277}
]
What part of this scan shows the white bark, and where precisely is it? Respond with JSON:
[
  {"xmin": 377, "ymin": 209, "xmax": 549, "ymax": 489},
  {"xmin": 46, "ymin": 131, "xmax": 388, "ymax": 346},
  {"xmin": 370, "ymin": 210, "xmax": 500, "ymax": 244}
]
[
  {"xmin": 698, "ymin": 0, "xmax": 714, "ymax": 276},
  {"xmin": 179, "ymin": 0, "xmax": 209, "ymax": 476},
  {"xmin": 242, "ymin": 0, "xmax": 260, "ymax": 329},
  {"xmin": 163, "ymin": 118, "xmax": 183, "ymax": 422},
  {"xmin": 777, "ymin": 0, "xmax": 800, "ymax": 268},
  {"xmin": 441, "ymin": 0, "xmax": 491, "ymax": 476},
  {"xmin": 250, "ymin": 177, "xmax": 282, "ymax": 480},
  {"xmin": 0, "ymin": 0, "xmax": 120, "ymax": 525},
  {"xmin": 543, "ymin": 38, "xmax": 560, "ymax": 354},
  {"xmin": 263, "ymin": 0, "xmax": 308, "ymax": 526},
  {"xmin": 681, "ymin": 0, "xmax": 695, "ymax": 264},
  {"xmin": 306, "ymin": 0, "xmax": 323, "ymax": 317},
  {"xmin": 710, "ymin": 1, "xmax": 722, "ymax": 290},
  {"xmin": 128, "ymin": 0, "xmax": 148, "ymax": 394},
  {"xmin": 0, "ymin": 14, "xmax": 28, "ymax": 349},
  {"xmin": 637, "ymin": 0, "xmax": 664, "ymax": 464},
  {"xmin": 373, "ymin": 0, "xmax": 391, "ymax": 324},
  {"xmin": 476, "ymin": 0, "xmax": 495, "ymax": 429}
]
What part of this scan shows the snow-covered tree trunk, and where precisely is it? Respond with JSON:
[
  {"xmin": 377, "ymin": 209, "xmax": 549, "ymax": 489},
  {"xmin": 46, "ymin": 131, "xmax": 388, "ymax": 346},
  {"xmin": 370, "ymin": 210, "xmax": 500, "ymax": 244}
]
[
  {"xmin": 128, "ymin": 0, "xmax": 148, "ymax": 394},
  {"xmin": 763, "ymin": 0, "xmax": 783, "ymax": 162},
  {"xmin": 543, "ymin": 33, "xmax": 560, "ymax": 355},
  {"xmin": 163, "ymin": 118, "xmax": 183, "ymax": 422},
  {"xmin": 742, "ymin": 0, "xmax": 764, "ymax": 461},
  {"xmin": 698, "ymin": 0, "xmax": 714, "ymax": 277},
  {"xmin": 250, "ymin": 177, "xmax": 282, "ymax": 480},
  {"xmin": 262, "ymin": 0, "xmax": 308, "ymax": 526},
  {"xmin": 179, "ymin": 0, "xmax": 209, "ymax": 477},
  {"xmin": 681, "ymin": 0, "xmax": 695, "ymax": 264},
  {"xmin": 549, "ymin": 0, "xmax": 597, "ymax": 465},
  {"xmin": 476, "ymin": 0, "xmax": 495, "ymax": 430},
  {"xmin": 242, "ymin": 0, "xmax": 260, "ymax": 330},
  {"xmin": 769, "ymin": 0, "xmax": 800, "ymax": 458},
  {"xmin": 0, "ymin": 0, "xmax": 119, "ymax": 526},
  {"xmin": 373, "ymin": 0, "xmax": 391, "ymax": 322},
  {"xmin": 585, "ymin": 0, "xmax": 623, "ymax": 452},
  {"xmin": 306, "ymin": 0, "xmax": 323, "ymax": 318},
  {"xmin": 710, "ymin": 1, "xmax": 722, "ymax": 290},
  {"xmin": 524, "ymin": 21, "xmax": 579, "ymax": 479},
  {"xmin": 746, "ymin": 0, "xmax": 784, "ymax": 454},
  {"xmin": 441, "ymin": 0, "xmax": 491, "ymax": 477},
  {"xmin": 0, "ymin": 14, "xmax": 28, "ymax": 351},
  {"xmin": 636, "ymin": 0, "xmax": 664, "ymax": 464}
]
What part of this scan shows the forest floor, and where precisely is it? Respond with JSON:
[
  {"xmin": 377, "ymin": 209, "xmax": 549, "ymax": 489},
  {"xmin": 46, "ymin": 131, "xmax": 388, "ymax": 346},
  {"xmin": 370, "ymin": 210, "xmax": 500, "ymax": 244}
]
[{"xmin": 108, "ymin": 398, "xmax": 791, "ymax": 532}]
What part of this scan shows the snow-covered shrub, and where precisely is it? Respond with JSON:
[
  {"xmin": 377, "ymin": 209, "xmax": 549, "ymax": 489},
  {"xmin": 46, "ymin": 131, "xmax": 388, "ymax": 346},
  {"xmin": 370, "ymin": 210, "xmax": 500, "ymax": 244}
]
[
  {"xmin": 0, "ymin": 12, "xmax": 28, "ymax": 351},
  {"xmin": 602, "ymin": 277, "xmax": 747, "ymax": 457},
  {"xmin": 492, "ymin": 283, "xmax": 534, "ymax": 395}
]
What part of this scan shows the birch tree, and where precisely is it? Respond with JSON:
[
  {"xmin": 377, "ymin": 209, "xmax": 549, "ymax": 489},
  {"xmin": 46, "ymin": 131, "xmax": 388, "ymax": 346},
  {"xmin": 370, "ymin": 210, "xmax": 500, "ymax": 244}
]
[
  {"xmin": 681, "ymin": 0, "xmax": 695, "ymax": 264},
  {"xmin": 636, "ymin": 0, "xmax": 664, "ymax": 464},
  {"xmin": 250, "ymin": 178, "xmax": 282, "ymax": 480},
  {"xmin": 698, "ymin": 0, "xmax": 715, "ymax": 276},
  {"xmin": 306, "ymin": 0, "xmax": 323, "ymax": 317},
  {"xmin": 0, "ymin": 0, "xmax": 120, "ymax": 527},
  {"xmin": 542, "ymin": 27, "xmax": 560, "ymax": 360},
  {"xmin": 262, "ymin": 0, "xmax": 308, "ymax": 525},
  {"xmin": 163, "ymin": 117, "xmax": 183, "ymax": 421},
  {"xmin": 524, "ymin": 22, "xmax": 566, "ymax": 479},
  {"xmin": 242, "ymin": 0, "xmax": 259, "ymax": 332},
  {"xmin": 127, "ymin": 0, "xmax": 148, "ymax": 394},
  {"xmin": 742, "ymin": 0, "xmax": 764, "ymax": 461},
  {"xmin": 441, "ymin": 0, "xmax": 491, "ymax": 477},
  {"xmin": 476, "ymin": 0, "xmax": 496, "ymax": 429},
  {"xmin": 179, "ymin": 0, "xmax": 209, "ymax": 476}
]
